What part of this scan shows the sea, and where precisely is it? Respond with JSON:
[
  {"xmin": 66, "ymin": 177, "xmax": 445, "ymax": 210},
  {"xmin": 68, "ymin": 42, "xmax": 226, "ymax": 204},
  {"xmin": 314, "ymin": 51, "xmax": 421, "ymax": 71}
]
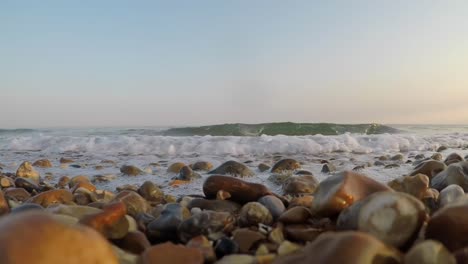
[{"xmin": 1, "ymin": 124, "xmax": 468, "ymax": 197}]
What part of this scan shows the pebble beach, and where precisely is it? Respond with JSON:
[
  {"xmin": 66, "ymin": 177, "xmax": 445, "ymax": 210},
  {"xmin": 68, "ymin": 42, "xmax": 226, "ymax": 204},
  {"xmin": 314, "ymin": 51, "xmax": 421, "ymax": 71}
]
[{"xmin": 1, "ymin": 127, "xmax": 468, "ymax": 263}]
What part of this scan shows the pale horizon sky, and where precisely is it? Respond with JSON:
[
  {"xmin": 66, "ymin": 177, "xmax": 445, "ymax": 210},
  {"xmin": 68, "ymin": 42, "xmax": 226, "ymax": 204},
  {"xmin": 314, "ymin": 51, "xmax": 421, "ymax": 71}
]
[{"xmin": 2, "ymin": 1, "xmax": 468, "ymax": 128}]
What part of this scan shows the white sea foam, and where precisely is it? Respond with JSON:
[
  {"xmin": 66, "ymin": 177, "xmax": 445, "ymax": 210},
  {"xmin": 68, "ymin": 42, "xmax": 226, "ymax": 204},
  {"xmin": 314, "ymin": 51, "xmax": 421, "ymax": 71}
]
[
  {"xmin": 2, "ymin": 133, "xmax": 468, "ymax": 156},
  {"xmin": 1, "ymin": 128, "xmax": 468, "ymax": 197}
]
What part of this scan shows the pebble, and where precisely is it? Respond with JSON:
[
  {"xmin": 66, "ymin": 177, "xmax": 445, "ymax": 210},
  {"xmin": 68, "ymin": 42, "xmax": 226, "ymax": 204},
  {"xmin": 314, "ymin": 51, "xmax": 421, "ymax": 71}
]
[
  {"xmin": 337, "ymin": 191, "xmax": 426, "ymax": 248},
  {"xmin": 258, "ymin": 195, "xmax": 286, "ymax": 220},
  {"xmin": 0, "ymin": 212, "xmax": 118, "ymax": 263},
  {"xmin": 273, "ymin": 231, "xmax": 402, "ymax": 264},
  {"xmin": 271, "ymin": 159, "xmax": 301, "ymax": 173},
  {"xmin": 208, "ymin": 160, "xmax": 255, "ymax": 177},
  {"xmin": 15, "ymin": 161, "xmax": 40, "ymax": 183},
  {"xmin": 311, "ymin": 171, "xmax": 391, "ymax": 217},
  {"xmin": 239, "ymin": 202, "xmax": 273, "ymax": 227}
]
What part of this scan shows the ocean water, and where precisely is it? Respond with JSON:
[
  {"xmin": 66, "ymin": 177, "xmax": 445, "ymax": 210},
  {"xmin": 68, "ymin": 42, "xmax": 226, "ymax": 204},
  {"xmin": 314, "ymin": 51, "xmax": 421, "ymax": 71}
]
[{"xmin": 1, "ymin": 125, "xmax": 468, "ymax": 197}]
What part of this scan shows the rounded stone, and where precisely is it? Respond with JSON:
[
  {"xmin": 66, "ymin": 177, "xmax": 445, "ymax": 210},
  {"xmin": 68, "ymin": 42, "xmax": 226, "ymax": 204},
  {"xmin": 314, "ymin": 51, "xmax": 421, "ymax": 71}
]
[
  {"xmin": 203, "ymin": 175, "xmax": 271, "ymax": 204},
  {"xmin": 4, "ymin": 188, "xmax": 31, "ymax": 202},
  {"xmin": 112, "ymin": 191, "xmax": 150, "ymax": 217},
  {"xmin": 273, "ymin": 231, "xmax": 402, "ymax": 264},
  {"xmin": 0, "ymin": 212, "xmax": 118, "ymax": 264},
  {"xmin": 404, "ymin": 240, "xmax": 456, "ymax": 264},
  {"xmin": 278, "ymin": 206, "xmax": 312, "ymax": 224},
  {"xmin": 176, "ymin": 165, "xmax": 201, "ymax": 181},
  {"xmin": 191, "ymin": 161, "xmax": 213, "ymax": 171},
  {"xmin": 439, "ymin": 184, "xmax": 465, "ymax": 208},
  {"xmin": 68, "ymin": 175, "xmax": 91, "ymax": 188},
  {"xmin": 26, "ymin": 189, "xmax": 74, "ymax": 207},
  {"xmin": 258, "ymin": 163, "xmax": 271, "ymax": 172},
  {"xmin": 337, "ymin": 191, "xmax": 427, "ymax": 248},
  {"xmin": 208, "ymin": 160, "xmax": 254, "ymax": 177},
  {"xmin": 387, "ymin": 173, "xmax": 430, "ymax": 200},
  {"xmin": 120, "ymin": 165, "xmax": 143, "ymax": 176},
  {"xmin": 410, "ymin": 160, "xmax": 446, "ymax": 180},
  {"xmin": 311, "ymin": 171, "xmax": 391, "ymax": 217},
  {"xmin": 32, "ymin": 159, "xmax": 53, "ymax": 168},
  {"xmin": 167, "ymin": 162, "xmax": 186, "ymax": 174},
  {"xmin": 282, "ymin": 175, "xmax": 318, "ymax": 196},
  {"xmin": 14, "ymin": 177, "xmax": 40, "ymax": 193},
  {"xmin": 239, "ymin": 202, "xmax": 273, "ymax": 227},
  {"xmin": 431, "ymin": 161, "xmax": 468, "ymax": 191},
  {"xmin": 426, "ymin": 204, "xmax": 468, "ymax": 251},
  {"xmin": 271, "ymin": 159, "xmax": 301, "ymax": 173},
  {"xmin": 138, "ymin": 181, "xmax": 164, "ymax": 205},
  {"xmin": 444, "ymin": 153, "xmax": 464, "ymax": 165},
  {"xmin": 258, "ymin": 195, "xmax": 285, "ymax": 220},
  {"xmin": 15, "ymin": 161, "xmax": 40, "ymax": 183}
]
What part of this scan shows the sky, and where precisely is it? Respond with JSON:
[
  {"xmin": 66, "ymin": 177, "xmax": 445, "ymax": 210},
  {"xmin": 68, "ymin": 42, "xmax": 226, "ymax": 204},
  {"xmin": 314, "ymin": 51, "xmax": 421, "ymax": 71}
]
[{"xmin": 1, "ymin": 1, "xmax": 468, "ymax": 128}]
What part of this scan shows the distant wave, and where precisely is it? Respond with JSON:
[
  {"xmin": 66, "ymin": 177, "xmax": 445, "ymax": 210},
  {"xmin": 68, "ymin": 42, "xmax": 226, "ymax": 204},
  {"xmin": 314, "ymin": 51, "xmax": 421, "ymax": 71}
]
[
  {"xmin": 162, "ymin": 122, "xmax": 400, "ymax": 136},
  {"xmin": 0, "ymin": 129, "xmax": 37, "ymax": 135}
]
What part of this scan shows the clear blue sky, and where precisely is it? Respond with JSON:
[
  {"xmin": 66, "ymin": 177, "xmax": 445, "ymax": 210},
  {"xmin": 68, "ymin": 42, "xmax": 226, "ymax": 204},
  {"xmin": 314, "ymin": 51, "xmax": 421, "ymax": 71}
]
[{"xmin": 1, "ymin": 1, "xmax": 468, "ymax": 128}]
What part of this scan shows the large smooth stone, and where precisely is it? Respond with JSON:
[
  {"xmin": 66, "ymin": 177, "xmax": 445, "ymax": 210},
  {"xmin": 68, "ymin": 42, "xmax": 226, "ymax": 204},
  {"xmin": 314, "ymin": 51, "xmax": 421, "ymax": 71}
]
[
  {"xmin": 208, "ymin": 161, "xmax": 254, "ymax": 177},
  {"xmin": 15, "ymin": 161, "xmax": 40, "ymax": 183},
  {"xmin": 258, "ymin": 195, "xmax": 285, "ymax": 220},
  {"xmin": 426, "ymin": 204, "xmax": 468, "ymax": 251},
  {"xmin": 311, "ymin": 171, "xmax": 391, "ymax": 217},
  {"xmin": 410, "ymin": 160, "xmax": 446, "ymax": 180},
  {"xmin": 431, "ymin": 161, "xmax": 468, "ymax": 191},
  {"xmin": 203, "ymin": 175, "xmax": 271, "ymax": 204},
  {"xmin": 282, "ymin": 175, "xmax": 319, "ymax": 196},
  {"xmin": 0, "ymin": 212, "xmax": 118, "ymax": 264},
  {"xmin": 239, "ymin": 202, "xmax": 273, "ymax": 227},
  {"xmin": 404, "ymin": 240, "xmax": 456, "ymax": 264},
  {"xmin": 387, "ymin": 174, "xmax": 430, "ymax": 200},
  {"xmin": 271, "ymin": 159, "xmax": 301, "ymax": 173},
  {"xmin": 139, "ymin": 242, "xmax": 203, "ymax": 264},
  {"xmin": 438, "ymin": 184, "xmax": 465, "ymax": 208},
  {"xmin": 337, "ymin": 191, "xmax": 427, "ymax": 248},
  {"xmin": 273, "ymin": 231, "xmax": 402, "ymax": 264},
  {"xmin": 26, "ymin": 189, "xmax": 73, "ymax": 207}
]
